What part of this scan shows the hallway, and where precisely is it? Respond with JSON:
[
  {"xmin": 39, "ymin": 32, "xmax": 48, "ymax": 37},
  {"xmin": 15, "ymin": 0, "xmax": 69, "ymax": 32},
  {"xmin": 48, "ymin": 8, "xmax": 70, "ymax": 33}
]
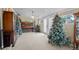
[
  {"xmin": 1, "ymin": 8, "xmax": 79, "ymax": 50},
  {"xmin": 4, "ymin": 32, "xmax": 72, "ymax": 50}
]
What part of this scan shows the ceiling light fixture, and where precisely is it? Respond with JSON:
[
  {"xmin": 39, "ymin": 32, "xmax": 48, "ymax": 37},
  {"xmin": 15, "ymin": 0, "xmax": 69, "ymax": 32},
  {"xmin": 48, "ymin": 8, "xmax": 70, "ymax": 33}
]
[{"xmin": 31, "ymin": 10, "xmax": 35, "ymax": 19}]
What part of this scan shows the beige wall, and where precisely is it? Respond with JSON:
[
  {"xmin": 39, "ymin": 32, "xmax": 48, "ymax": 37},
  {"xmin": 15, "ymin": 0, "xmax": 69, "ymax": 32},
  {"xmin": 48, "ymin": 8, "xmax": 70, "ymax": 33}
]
[
  {"xmin": 19, "ymin": 16, "xmax": 40, "ymax": 26},
  {"xmin": 64, "ymin": 23, "xmax": 74, "ymax": 42},
  {"xmin": 19, "ymin": 16, "xmax": 33, "ymax": 22}
]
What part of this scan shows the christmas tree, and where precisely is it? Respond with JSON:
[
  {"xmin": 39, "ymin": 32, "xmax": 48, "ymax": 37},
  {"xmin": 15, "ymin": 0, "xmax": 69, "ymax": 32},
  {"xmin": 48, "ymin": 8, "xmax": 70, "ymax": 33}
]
[
  {"xmin": 35, "ymin": 25, "xmax": 40, "ymax": 32},
  {"xmin": 48, "ymin": 15, "xmax": 71, "ymax": 46}
]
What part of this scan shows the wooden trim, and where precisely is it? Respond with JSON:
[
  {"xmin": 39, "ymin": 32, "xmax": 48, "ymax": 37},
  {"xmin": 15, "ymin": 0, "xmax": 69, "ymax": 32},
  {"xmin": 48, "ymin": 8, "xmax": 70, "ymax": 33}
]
[
  {"xmin": 73, "ymin": 15, "xmax": 76, "ymax": 48},
  {"xmin": 73, "ymin": 12, "xmax": 79, "ymax": 49}
]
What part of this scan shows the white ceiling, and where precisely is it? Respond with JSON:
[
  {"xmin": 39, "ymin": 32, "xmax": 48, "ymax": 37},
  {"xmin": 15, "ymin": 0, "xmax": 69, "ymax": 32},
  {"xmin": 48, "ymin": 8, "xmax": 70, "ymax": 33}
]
[{"xmin": 13, "ymin": 8, "xmax": 77, "ymax": 19}]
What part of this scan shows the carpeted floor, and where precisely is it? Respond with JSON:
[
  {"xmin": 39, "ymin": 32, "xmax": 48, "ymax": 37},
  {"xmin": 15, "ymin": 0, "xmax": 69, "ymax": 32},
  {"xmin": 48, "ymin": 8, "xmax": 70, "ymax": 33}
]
[{"xmin": 4, "ymin": 32, "xmax": 72, "ymax": 50}]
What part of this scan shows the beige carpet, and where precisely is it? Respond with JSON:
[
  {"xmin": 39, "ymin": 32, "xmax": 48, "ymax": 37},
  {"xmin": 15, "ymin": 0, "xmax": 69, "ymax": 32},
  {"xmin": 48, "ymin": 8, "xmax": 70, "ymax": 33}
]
[{"xmin": 4, "ymin": 32, "xmax": 72, "ymax": 50}]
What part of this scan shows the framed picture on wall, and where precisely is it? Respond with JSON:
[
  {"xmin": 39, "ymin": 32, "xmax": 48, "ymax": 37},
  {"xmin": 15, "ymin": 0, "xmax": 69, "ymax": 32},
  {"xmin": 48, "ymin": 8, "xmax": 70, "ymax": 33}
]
[
  {"xmin": 66, "ymin": 15, "xmax": 74, "ymax": 23},
  {"xmin": 61, "ymin": 15, "xmax": 74, "ymax": 23}
]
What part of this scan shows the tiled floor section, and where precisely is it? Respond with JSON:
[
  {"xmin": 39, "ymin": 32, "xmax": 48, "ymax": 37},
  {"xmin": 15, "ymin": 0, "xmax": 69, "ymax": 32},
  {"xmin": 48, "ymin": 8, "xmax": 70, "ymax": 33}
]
[{"xmin": 4, "ymin": 32, "xmax": 72, "ymax": 50}]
